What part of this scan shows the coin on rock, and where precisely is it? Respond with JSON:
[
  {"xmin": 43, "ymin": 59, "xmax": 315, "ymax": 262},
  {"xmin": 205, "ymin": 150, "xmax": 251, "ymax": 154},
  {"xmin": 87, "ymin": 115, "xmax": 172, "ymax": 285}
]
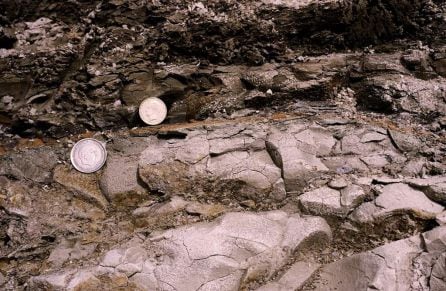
[
  {"xmin": 70, "ymin": 138, "xmax": 107, "ymax": 173},
  {"xmin": 139, "ymin": 97, "xmax": 167, "ymax": 126}
]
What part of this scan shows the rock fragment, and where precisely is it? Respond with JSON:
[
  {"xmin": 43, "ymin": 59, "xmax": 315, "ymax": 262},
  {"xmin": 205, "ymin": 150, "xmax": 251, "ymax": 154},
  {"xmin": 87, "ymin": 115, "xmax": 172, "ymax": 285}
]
[
  {"xmin": 299, "ymin": 184, "xmax": 366, "ymax": 217},
  {"xmin": 53, "ymin": 165, "xmax": 109, "ymax": 210},
  {"xmin": 328, "ymin": 177, "xmax": 348, "ymax": 189},
  {"xmin": 256, "ymin": 260, "xmax": 320, "ymax": 291},
  {"xmin": 28, "ymin": 271, "xmax": 77, "ymax": 290},
  {"xmin": 100, "ymin": 154, "xmax": 148, "ymax": 205},
  {"xmin": 132, "ymin": 196, "xmax": 188, "ymax": 218},
  {"xmin": 299, "ymin": 187, "xmax": 346, "ymax": 217},
  {"xmin": 0, "ymin": 148, "xmax": 59, "ymax": 183},
  {"xmin": 360, "ymin": 131, "xmax": 387, "ymax": 143},
  {"xmin": 360, "ymin": 154, "xmax": 389, "ymax": 169},
  {"xmin": 436, "ymin": 211, "xmax": 446, "ymax": 225},
  {"xmin": 266, "ymin": 126, "xmax": 334, "ymax": 192},
  {"xmin": 430, "ymin": 253, "xmax": 446, "ymax": 291},
  {"xmin": 340, "ymin": 184, "xmax": 366, "ymax": 208},
  {"xmin": 48, "ymin": 239, "xmax": 97, "ymax": 267},
  {"xmin": 351, "ymin": 183, "xmax": 444, "ymax": 223},
  {"xmin": 406, "ymin": 176, "xmax": 446, "ymax": 204},
  {"xmin": 388, "ymin": 129, "xmax": 422, "ymax": 152},
  {"xmin": 340, "ymin": 133, "xmax": 384, "ymax": 155}
]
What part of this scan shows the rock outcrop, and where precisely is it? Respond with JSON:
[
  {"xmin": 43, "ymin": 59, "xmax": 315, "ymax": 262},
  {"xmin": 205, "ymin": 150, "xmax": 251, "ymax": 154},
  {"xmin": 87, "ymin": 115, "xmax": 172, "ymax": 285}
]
[
  {"xmin": 312, "ymin": 226, "xmax": 446, "ymax": 291},
  {"xmin": 0, "ymin": 0, "xmax": 445, "ymax": 290},
  {"xmin": 29, "ymin": 210, "xmax": 331, "ymax": 290}
]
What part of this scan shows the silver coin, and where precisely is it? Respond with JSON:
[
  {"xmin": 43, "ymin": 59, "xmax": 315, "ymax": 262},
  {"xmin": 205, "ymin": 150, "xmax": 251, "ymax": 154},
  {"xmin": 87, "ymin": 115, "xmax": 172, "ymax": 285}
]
[
  {"xmin": 70, "ymin": 138, "xmax": 107, "ymax": 173},
  {"xmin": 139, "ymin": 97, "xmax": 168, "ymax": 126}
]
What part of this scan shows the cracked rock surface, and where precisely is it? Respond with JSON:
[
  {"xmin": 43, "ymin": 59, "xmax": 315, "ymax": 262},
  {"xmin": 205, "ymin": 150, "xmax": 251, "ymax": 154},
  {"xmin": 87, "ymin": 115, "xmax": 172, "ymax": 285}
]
[
  {"xmin": 0, "ymin": 0, "xmax": 446, "ymax": 290},
  {"xmin": 309, "ymin": 226, "xmax": 446, "ymax": 291},
  {"xmin": 29, "ymin": 210, "xmax": 331, "ymax": 291}
]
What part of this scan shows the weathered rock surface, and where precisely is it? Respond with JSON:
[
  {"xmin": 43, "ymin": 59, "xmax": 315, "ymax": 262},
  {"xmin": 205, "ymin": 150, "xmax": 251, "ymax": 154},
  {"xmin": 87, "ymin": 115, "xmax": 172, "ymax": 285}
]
[
  {"xmin": 257, "ymin": 260, "xmax": 320, "ymax": 291},
  {"xmin": 437, "ymin": 211, "xmax": 446, "ymax": 225},
  {"xmin": 47, "ymin": 238, "xmax": 97, "ymax": 268},
  {"xmin": 266, "ymin": 125, "xmax": 334, "ymax": 192},
  {"xmin": 0, "ymin": 113, "xmax": 444, "ymax": 290},
  {"xmin": 0, "ymin": 147, "xmax": 60, "ymax": 183},
  {"xmin": 0, "ymin": 0, "xmax": 445, "ymax": 139},
  {"xmin": 299, "ymin": 187, "xmax": 347, "ymax": 217},
  {"xmin": 311, "ymin": 226, "xmax": 446, "ymax": 291},
  {"xmin": 29, "ymin": 210, "xmax": 332, "ymax": 290},
  {"xmin": 340, "ymin": 185, "xmax": 367, "ymax": 209},
  {"xmin": 406, "ymin": 176, "xmax": 446, "ymax": 205},
  {"xmin": 133, "ymin": 119, "xmax": 421, "ymax": 207},
  {"xmin": 131, "ymin": 195, "xmax": 228, "ymax": 229},
  {"xmin": 299, "ymin": 184, "xmax": 366, "ymax": 217},
  {"xmin": 137, "ymin": 124, "xmax": 287, "ymax": 205},
  {"xmin": 97, "ymin": 136, "xmax": 152, "ymax": 206},
  {"xmin": 430, "ymin": 252, "xmax": 446, "ymax": 291},
  {"xmin": 0, "ymin": 0, "xmax": 445, "ymax": 290},
  {"xmin": 100, "ymin": 154, "xmax": 148, "ymax": 206},
  {"xmin": 351, "ymin": 183, "xmax": 444, "ymax": 223},
  {"xmin": 327, "ymin": 177, "xmax": 348, "ymax": 189},
  {"xmin": 54, "ymin": 165, "xmax": 109, "ymax": 210}
]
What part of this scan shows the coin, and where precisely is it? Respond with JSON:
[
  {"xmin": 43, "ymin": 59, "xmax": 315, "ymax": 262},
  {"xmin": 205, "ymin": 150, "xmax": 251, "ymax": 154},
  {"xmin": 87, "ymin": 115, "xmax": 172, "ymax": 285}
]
[
  {"xmin": 70, "ymin": 138, "xmax": 107, "ymax": 173},
  {"xmin": 139, "ymin": 97, "xmax": 167, "ymax": 126}
]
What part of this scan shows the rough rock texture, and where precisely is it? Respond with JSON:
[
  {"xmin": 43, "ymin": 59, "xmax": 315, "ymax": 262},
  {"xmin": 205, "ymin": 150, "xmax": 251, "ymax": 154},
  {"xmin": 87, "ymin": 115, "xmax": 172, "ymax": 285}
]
[
  {"xmin": 0, "ymin": 0, "xmax": 446, "ymax": 290},
  {"xmin": 407, "ymin": 176, "xmax": 446, "ymax": 205},
  {"xmin": 266, "ymin": 125, "xmax": 334, "ymax": 192},
  {"xmin": 0, "ymin": 147, "xmax": 60, "ymax": 183},
  {"xmin": 54, "ymin": 165, "xmax": 109, "ymax": 210},
  {"xmin": 351, "ymin": 183, "xmax": 444, "ymax": 223},
  {"xmin": 99, "ymin": 137, "xmax": 149, "ymax": 205},
  {"xmin": 29, "ymin": 210, "xmax": 331, "ymax": 290},
  {"xmin": 256, "ymin": 260, "xmax": 320, "ymax": 291},
  {"xmin": 0, "ymin": 0, "xmax": 445, "ymax": 138},
  {"xmin": 138, "ymin": 125, "xmax": 287, "ymax": 205},
  {"xmin": 311, "ymin": 226, "xmax": 446, "ymax": 291},
  {"xmin": 0, "ymin": 115, "xmax": 443, "ymax": 289},
  {"xmin": 299, "ymin": 184, "xmax": 366, "ymax": 217}
]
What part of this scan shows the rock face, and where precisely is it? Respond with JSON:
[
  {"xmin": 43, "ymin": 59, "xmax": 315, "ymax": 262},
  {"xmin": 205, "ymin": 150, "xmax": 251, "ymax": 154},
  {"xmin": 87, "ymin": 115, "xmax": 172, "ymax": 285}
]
[
  {"xmin": 0, "ymin": 147, "xmax": 60, "ymax": 183},
  {"xmin": 299, "ymin": 184, "xmax": 366, "ymax": 217},
  {"xmin": 54, "ymin": 165, "xmax": 109, "ymax": 210},
  {"xmin": 0, "ymin": 0, "xmax": 445, "ymax": 138},
  {"xmin": 256, "ymin": 260, "xmax": 321, "ymax": 291},
  {"xmin": 29, "ymin": 210, "xmax": 332, "ymax": 290},
  {"xmin": 138, "ymin": 125, "xmax": 287, "ymax": 204},
  {"xmin": 0, "ymin": 116, "xmax": 444, "ymax": 290},
  {"xmin": 0, "ymin": 0, "xmax": 446, "ymax": 290},
  {"xmin": 266, "ymin": 125, "xmax": 334, "ymax": 192},
  {"xmin": 99, "ymin": 137, "xmax": 150, "ymax": 206},
  {"xmin": 351, "ymin": 183, "xmax": 444, "ymax": 223},
  {"xmin": 134, "ymin": 119, "xmax": 417, "ymax": 208},
  {"xmin": 312, "ymin": 226, "xmax": 446, "ymax": 291}
]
